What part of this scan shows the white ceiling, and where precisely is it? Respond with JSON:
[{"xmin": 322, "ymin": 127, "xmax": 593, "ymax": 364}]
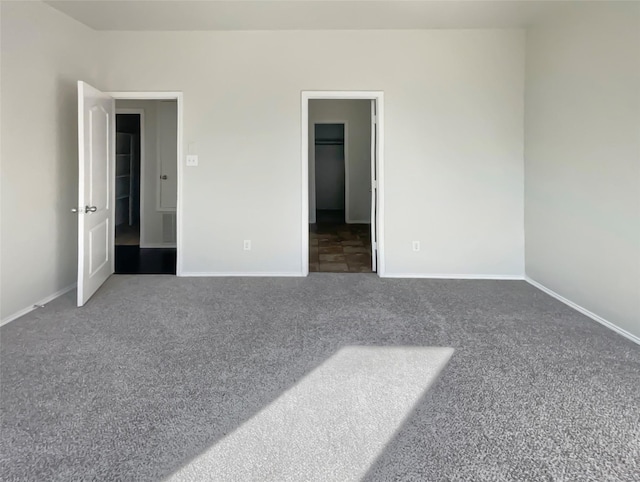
[{"xmin": 44, "ymin": 0, "xmax": 572, "ymax": 31}]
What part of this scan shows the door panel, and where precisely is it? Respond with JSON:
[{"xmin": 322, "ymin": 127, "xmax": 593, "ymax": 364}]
[
  {"xmin": 88, "ymin": 220, "xmax": 109, "ymax": 275},
  {"xmin": 77, "ymin": 81, "xmax": 115, "ymax": 307},
  {"xmin": 89, "ymin": 106, "xmax": 110, "ymax": 213}
]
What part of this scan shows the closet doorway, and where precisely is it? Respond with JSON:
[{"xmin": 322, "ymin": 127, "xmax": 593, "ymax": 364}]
[
  {"xmin": 113, "ymin": 99, "xmax": 178, "ymax": 274},
  {"xmin": 314, "ymin": 123, "xmax": 346, "ymax": 223},
  {"xmin": 114, "ymin": 112, "xmax": 141, "ymax": 246},
  {"xmin": 304, "ymin": 93, "xmax": 384, "ymax": 275}
]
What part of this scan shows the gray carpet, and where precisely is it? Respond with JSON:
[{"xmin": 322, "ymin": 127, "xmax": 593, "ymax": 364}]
[{"xmin": 1, "ymin": 275, "xmax": 639, "ymax": 481}]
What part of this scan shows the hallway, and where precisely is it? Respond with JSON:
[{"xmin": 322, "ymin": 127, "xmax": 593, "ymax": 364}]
[
  {"xmin": 309, "ymin": 210, "xmax": 372, "ymax": 273},
  {"xmin": 115, "ymin": 246, "xmax": 176, "ymax": 275}
]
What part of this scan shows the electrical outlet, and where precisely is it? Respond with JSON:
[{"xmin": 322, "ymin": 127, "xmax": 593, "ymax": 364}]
[
  {"xmin": 186, "ymin": 155, "xmax": 199, "ymax": 167},
  {"xmin": 243, "ymin": 240, "xmax": 251, "ymax": 251},
  {"xmin": 412, "ymin": 241, "xmax": 420, "ymax": 252}
]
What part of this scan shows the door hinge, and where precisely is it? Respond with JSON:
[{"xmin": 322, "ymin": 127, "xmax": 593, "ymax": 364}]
[
  {"xmin": 372, "ymin": 180, "xmax": 377, "ymax": 189},
  {"xmin": 372, "ymin": 241, "xmax": 377, "ymax": 251}
]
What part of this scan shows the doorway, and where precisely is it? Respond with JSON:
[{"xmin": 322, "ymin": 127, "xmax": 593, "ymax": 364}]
[
  {"xmin": 315, "ymin": 123, "xmax": 346, "ymax": 222},
  {"xmin": 76, "ymin": 83, "xmax": 183, "ymax": 306},
  {"xmin": 310, "ymin": 116, "xmax": 372, "ymax": 273},
  {"xmin": 114, "ymin": 112, "xmax": 141, "ymax": 246},
  {"xmin": 113, "ymin": 100, "xmax": 178, "ymax": 275},
  {"xmin": 302, "ymin": 92, "xmax": 384, "ymax": 276}
]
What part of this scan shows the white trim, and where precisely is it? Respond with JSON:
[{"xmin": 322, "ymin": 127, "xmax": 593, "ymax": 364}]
[
  {"xmin": 525, "ymin": 277, "xmax": 640, "ymax": 346},
  {"xmin": 378, "ymin": 95, "xmax": 385, "ymax": 275},
  {"xmin": 370, "ymin": 99, "xmax": 377, "ymax": 272},
  {"xmin": 176, "ymin": 95, "xmax": 184, "ymax": 276},
  {"xmin": 302, "ymin": 91, "xmax": 385, "ymax": 277},
  {"xmin": 108, "ymin": 91, "xmax": 184, "ymax": 276},
  {"xmin": 115, "ymin": 108, "xmax": 145, "ymax": 245},
  {"xmin": 383, "ymin": 273, "xmax": 525, "ymax": 280},
  {"xmin": 304, "ymin": 91, "xmax": 384, "ymax": 100},
  {"xmin": 108, "ymin": 91, "xmax": 183, "ymax": 100},
  {"xmin": 311, "ymin": 121, "xmax": 349, "ymax": 224},
  {"xmin": 302, "ymin": 96, "xmax": 310, "ymax": 275},
  {"xmin": 1, "ymin": 284, "xmax": 77, "ymax": 327},
  {"xmin": 181, "ymin": 272, "xmax": 305, "ymax": 278}
]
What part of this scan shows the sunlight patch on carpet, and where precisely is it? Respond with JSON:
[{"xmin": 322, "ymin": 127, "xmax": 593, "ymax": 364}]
[{"xmin": 167, "ymin": 346, "xmax": 453, "ymax": 482}]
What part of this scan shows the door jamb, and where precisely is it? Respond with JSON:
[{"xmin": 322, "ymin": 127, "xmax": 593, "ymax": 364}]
[
  {"xmin": 301, "ymin": 91, "xmax": 385, "ymax": 277},
  {"xmin": 108, "ymin": 91, "xmax": 183, "ymax": 276}
]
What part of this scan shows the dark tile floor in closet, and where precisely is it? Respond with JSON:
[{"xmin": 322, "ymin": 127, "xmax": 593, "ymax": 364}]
[{"xmin": 309, "ymin": 210, "xmax": 373, "ymax": 273}]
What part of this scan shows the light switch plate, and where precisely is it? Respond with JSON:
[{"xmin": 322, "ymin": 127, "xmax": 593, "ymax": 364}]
[{"xmin": 186, "ymin": 155, "xmax": 199, "ymax": 167}]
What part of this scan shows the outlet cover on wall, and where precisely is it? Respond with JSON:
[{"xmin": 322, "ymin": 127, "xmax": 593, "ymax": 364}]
[
  {"xmin": 243, "ymin": 240, "xmax": 251, "ymax": 251},
  {"xmin": 412, "ymin": 241, "xmax": 420, "ymax": 252},
  {"xmin": 186, "ymin": 155, "xmax": 198, "ymax": 166}
]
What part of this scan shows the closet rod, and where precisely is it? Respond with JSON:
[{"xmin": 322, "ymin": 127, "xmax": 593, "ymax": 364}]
[{"xmin": 315, "ymin": 139, "xmax": 344, "ymax": 145}]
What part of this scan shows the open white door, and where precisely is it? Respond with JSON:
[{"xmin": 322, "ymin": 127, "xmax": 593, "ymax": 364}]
[
  {"xmin": 370, "ymin": 100, "xmax": 378, "ymax": 272},
  {"xmin": 76, "ymin": 81, "xmax": 115, "ymax": 307}
]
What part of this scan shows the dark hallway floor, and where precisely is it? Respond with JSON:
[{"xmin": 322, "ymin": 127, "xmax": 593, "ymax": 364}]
[
  {"xmin": 310, "ymin": 210, "xmax": 372, "ymax": 273},
  {"xmin": 115, "ymin": 246, "xmax": 176, "ymax": 275}
]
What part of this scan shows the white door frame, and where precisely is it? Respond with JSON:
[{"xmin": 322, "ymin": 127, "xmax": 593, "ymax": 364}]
[
  {"xmin": 108, "ymin": 91, "xmax": 184, "ymax": 276},
  {"xmin": 310, "ymin": 121, "xmax": 349, "ymax": 224},
  {"xmin": 301, "ymin": 91, "xmax": 385, "ymax": 276}
]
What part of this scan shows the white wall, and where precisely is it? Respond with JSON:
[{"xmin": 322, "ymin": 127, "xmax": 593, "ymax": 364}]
[
  {"xmin": 0, "ymin": 5, "xmax": 525, "ymax": 321},
  {"xmin": 0, "ymin": 2, "xmax": 98, "ymax": 321},
  {"xmin": 309, "ymin": 100, "xmax": 371, "ymax": 224},
  {"xmin": 524, "ymin": 3, "xmax": 640, "ymax": 340},
  {"xmin": 3, "ymin": 0, "xmax": 636, "ymax": 346},
  {"xmin": 98, "ymin": 29, "xmax": 525, "ymax": 276},
  {"xmin": 116, "ymin": 99, "xmax": 177, "ymax": 247}
]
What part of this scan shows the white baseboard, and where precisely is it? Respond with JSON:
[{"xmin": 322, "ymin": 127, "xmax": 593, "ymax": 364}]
[
  {"xmin": 139, "ymin": 243, "xmax": 177, "ymax": 249},
  {"xmin": 180, "ymin": 272, "xmax": 305, "ymax": 278},
  {"xmin": 1, "ymin": 283, "xmax": 76, "ymax": 327},
  {"xmin": 382, "ymin": 273, "xmax": 525, "ymax": 280},
  {"xmin": 525, "ymin": 276, "xmax": 640, "ymax": 346}
]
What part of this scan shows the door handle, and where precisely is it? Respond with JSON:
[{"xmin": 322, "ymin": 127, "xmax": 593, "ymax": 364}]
[
  {"xmin": 71, "ymin": 207, "xmax": 84, "ymax": 214},
  {"xmin": 160, "ymin": 175, "xmax": 168, "ymax": 180},
  {"xmin": 85, "ymin": 206, "xmax": 97, "ymax": 213}
]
